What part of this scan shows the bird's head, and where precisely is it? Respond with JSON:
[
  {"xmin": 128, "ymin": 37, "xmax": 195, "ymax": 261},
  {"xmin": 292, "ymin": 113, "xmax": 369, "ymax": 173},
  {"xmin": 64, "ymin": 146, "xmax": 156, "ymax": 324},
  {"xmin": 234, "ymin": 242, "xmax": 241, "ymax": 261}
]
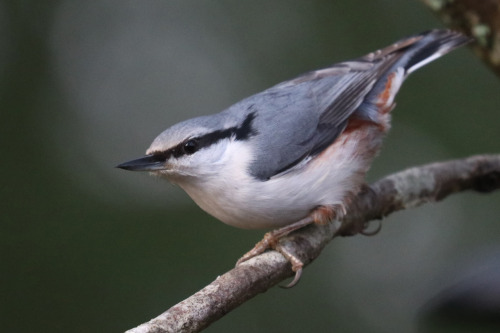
[{"xmin": 116, "ymin": 111, "xmax": 257, "ymax": 184}]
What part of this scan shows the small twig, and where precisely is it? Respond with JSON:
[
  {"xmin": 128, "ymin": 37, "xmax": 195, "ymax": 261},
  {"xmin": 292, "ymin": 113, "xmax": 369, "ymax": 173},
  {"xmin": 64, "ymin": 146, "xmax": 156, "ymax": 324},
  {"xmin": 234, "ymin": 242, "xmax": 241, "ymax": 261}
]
[{"xmin": 126, "ymin": 154, "xmax": 500, "ymax": 333}]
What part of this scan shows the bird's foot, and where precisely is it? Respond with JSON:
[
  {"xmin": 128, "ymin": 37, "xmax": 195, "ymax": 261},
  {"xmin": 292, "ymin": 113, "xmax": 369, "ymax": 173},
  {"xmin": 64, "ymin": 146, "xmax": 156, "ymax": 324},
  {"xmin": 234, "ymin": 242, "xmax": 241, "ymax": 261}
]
[
  {"xmin": 357, "ymin": 184, "xmax": 383, "ymax": 236},
  {"xmin": 236, "ymin": 205, "xmax": 344, "ymax": 287},
  {"xmin": 275, "ymin": 243, "xmax": 303, "ymax": 288},
  {"xmin": 236, "ymin": 231, "xmax": 281, "ymax": 266},
  {"xmin": 338, "ymin": 184, "xmax": 382, "ymax": 236},
  {"xmin": 360, "ymin": 219, "xmax": 382, "ymax": 236},
  {"xmin": 236, "ymin": 215, "xmax": 315, "ymax": 287}
]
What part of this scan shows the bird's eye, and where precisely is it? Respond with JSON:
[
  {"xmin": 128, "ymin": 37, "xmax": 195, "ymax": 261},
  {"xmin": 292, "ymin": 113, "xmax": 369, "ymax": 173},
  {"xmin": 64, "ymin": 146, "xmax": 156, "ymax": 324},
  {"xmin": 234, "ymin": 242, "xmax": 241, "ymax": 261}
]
[{"xmin": 183, "ymin": 139, "xmax": 199, "ymax": 155}]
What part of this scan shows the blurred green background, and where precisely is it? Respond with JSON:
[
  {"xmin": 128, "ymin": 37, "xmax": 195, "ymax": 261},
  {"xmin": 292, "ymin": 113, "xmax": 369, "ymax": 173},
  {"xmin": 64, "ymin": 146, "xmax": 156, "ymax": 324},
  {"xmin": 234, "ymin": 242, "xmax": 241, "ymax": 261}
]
[{"xmin": 2, "ymin": 1, "xmax": 500, "ymax": 332}]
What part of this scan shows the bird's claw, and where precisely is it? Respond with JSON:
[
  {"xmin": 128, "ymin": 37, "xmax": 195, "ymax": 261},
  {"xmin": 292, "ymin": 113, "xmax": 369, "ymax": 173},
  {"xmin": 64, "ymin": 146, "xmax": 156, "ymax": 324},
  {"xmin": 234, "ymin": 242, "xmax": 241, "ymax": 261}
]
[
  {"xmin": 360, "ymin": 219, "xmax": 382, "ymax": 236},
  {"xmin": 276, "ymin": 243, "xmax": 304, "ymax": 288},
  {"xmin": 236, "ymin": 232, "xmax": 278, "ymax": 266},
  {"xmin": 236, "ymin": 231, "xmax": 305, "ymax": 288},
  {"xmin": 236, "ymin": 214, "xmax": 327, "ymax": 287}
]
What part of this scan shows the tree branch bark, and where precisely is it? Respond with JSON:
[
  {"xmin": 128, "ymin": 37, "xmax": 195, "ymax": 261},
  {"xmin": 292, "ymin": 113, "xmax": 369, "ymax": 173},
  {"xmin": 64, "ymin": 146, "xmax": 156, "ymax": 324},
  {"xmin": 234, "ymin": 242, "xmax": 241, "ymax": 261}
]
[{"xmin": 125, "ymin": 154, "xmax": 500, "ymax": 333}]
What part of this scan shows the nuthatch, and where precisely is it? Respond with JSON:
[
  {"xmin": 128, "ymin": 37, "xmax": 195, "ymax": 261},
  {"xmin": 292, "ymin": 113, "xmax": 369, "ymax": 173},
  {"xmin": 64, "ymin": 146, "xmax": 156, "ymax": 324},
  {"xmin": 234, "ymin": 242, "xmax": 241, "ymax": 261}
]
[{"xmin": 118, "ymin": 30, "xmax": 470, "ymax": 287}]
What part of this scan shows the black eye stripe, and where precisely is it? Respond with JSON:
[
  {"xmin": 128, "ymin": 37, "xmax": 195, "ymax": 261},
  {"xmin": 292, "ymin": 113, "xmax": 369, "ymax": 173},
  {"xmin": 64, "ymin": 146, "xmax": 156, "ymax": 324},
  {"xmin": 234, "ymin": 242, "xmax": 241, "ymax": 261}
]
[{"xmin": 151, "ymin": 112, "xmax": 257, "ymax": 161}]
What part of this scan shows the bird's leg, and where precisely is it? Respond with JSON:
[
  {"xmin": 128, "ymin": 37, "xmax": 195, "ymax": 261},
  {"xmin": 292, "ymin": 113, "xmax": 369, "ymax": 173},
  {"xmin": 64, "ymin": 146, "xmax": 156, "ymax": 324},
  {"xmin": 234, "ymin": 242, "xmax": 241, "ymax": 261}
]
[
  {"xmin": 357, "ymin": 184, "xmax": 383, "ymax": 236},
  {"xmin": 236, "ymin": 204, "xmax": 344, "ymax": 287},
  {"xmin": 335, "ymin": 184, "xmax": 382, "ymax": 236},
  {"xmin": 236, "ymin": 215, "xmax": 314, "ymax": 266}
]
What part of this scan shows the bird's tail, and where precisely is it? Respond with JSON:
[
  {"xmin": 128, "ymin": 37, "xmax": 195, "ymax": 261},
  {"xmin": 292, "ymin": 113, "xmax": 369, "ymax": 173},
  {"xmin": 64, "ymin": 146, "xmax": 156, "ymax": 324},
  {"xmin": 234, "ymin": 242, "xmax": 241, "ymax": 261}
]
[
  {"xmin": 387, "ymin": 29, "xmax": 472, "ymax": 75},
  {"xmin": 360, "ymin": 29, "xmax": 471, "ymax": 117}
]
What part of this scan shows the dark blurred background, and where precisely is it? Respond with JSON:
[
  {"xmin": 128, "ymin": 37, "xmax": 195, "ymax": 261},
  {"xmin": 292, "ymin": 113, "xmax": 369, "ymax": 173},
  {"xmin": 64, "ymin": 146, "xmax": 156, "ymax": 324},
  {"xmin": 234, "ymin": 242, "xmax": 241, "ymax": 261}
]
[{"xmin": 2, "ymin": 1, "xmax": 500, "ymax": 332}]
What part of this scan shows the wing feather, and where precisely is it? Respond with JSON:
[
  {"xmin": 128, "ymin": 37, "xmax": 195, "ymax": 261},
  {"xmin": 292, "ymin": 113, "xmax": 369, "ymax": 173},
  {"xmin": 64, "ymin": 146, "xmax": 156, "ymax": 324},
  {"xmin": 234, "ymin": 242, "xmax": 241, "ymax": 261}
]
[{"xmin": 243, "ymin": 30, "xmax": 469, "ymax": 180}]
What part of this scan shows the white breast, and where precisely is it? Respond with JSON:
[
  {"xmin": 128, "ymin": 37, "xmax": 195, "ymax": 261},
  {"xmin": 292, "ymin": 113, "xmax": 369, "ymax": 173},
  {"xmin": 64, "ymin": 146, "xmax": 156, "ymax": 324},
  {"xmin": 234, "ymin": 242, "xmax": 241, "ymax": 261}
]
[{"xmin": 177, "ymin": 123, "xmax": 387, "ymax": 230}]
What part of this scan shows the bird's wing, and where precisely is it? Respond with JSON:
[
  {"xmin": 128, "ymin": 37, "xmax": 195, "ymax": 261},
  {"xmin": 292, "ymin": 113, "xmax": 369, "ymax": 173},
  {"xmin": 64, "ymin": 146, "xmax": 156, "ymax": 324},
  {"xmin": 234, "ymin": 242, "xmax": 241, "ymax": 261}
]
[
  {"xmin": 245, "ymin": 30, "xmax": 470, "ymax": 180},
  {"xmin": 246, "ymin": 60, "xmax": 392, "ymax": 180}
]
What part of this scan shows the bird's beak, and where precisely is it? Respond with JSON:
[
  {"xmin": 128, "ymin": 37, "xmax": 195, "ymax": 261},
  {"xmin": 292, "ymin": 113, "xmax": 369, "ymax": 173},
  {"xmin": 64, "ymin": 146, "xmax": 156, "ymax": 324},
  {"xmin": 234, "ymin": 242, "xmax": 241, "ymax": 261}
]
[{"xmin": 116, "ymin": 155, "xmax": 166, "ymax": 171}]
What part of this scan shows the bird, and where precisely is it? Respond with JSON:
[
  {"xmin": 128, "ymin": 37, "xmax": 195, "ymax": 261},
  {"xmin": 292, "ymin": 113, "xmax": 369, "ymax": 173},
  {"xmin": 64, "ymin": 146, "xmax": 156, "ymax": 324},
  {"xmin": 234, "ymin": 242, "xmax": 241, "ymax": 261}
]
[{"xmin": 117, "ymin": 29, "xmax": 471, "ymax": 287}]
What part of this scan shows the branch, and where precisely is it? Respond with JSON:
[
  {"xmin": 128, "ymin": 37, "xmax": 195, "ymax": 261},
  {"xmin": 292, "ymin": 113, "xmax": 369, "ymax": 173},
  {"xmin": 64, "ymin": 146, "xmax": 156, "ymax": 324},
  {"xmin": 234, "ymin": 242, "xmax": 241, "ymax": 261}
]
[
  {"xmin": 419, "ymin": 0, "xmax": 500, "ymax": 77},
  {"xmin": 126, "ymin": 154, "xmax": 500, "ymax": 333}
]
